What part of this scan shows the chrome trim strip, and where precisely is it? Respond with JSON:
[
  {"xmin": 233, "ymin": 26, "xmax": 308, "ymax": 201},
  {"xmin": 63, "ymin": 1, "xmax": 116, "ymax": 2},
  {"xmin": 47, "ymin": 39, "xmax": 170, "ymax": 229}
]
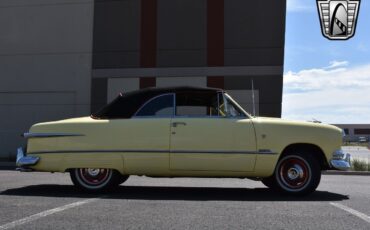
[
  {"xmin": 23, "ymin": 133, "xmax": 84, "ymax": 139},
  {"xmin": 133, "ymin": 116, "xmax": 248, "ymax": 119},
  {"xmin": 28, "ymin": 149, "xmax": 278, "ymax": 155},
  {"xmin": 29, "ymin": 150, "xmax": 169, "ymax": 154},
  {"xmin": 258, "ymin": 149, "xmax": 278, "ymax": 155},
  {"xmin": 171, "ymin": 150, "xmax": 257, "ymax": 154}
]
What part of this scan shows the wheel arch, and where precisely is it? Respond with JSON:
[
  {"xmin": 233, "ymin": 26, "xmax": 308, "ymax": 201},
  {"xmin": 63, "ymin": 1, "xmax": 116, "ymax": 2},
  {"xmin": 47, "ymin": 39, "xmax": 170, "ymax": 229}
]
[
  {"xmin": 65, "ymin": 167, "xmax": 125, "ymax": 175},
  {"xmin": 280, "ymin": 143, "xmax": 330, "ymax": 170}
]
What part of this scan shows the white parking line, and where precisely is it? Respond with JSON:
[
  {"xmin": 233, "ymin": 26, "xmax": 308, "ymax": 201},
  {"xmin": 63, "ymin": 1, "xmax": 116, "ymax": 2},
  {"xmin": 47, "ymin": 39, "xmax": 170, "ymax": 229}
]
[
  {"xmin": 330, "ymin": 202, "xmax": 370, "ymax": 224},
  {"xmin": 0, "ymin": 198, "xmax": 98, "ymax": 230}
]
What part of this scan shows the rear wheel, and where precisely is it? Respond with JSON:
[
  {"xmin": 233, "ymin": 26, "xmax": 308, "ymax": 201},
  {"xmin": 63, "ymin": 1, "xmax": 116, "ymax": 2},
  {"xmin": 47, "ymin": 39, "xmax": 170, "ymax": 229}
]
[
  {"xmin": 274, "ymin": 152, "xmax": 321, "ymax": 196},
  {"xmin": 116, "ymin": 175, "xmax": 130, "ymax": 185},
  {"xmin": 70, "ymin": 168, "xmax": 122, "ymax": 192},
  {"xmin": 261, "ymin": 176, "xmax": 277, "ymax": 189}
]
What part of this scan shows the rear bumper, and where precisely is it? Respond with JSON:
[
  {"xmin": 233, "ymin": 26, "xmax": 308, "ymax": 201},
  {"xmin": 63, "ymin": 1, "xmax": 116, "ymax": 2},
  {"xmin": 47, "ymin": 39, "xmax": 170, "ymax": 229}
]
[
  {"xmin": 330, "ymin": 150, "xmax": 351, "ymax": 171},
  {"xmin": 16, "ymin": 147, "xmax": 39, "ymax": 168}
]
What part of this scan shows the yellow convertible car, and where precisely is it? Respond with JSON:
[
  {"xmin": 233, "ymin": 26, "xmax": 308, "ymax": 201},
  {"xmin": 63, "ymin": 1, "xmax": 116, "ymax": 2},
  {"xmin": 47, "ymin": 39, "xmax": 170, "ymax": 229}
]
[{"xmin": 16, "ymin": 86, "xmax": 351, "ymax": 195}]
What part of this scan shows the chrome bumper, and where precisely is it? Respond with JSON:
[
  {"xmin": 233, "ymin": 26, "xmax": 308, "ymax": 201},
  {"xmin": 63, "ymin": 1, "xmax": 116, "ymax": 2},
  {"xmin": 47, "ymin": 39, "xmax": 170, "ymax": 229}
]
[
  {"xmin": 330, "ymin": 150, "xmax": 351, "ymax": 171},
  {"xmin": 16, "ymin": 147, "xmax": 39, "ymax": 167}
]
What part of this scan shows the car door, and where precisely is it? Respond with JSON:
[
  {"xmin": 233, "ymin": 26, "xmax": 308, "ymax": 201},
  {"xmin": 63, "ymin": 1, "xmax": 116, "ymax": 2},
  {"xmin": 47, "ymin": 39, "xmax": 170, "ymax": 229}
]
[
  {"xmin": 169, "ymin": 92, "xmax": 257, "ymax": 172},
  {"xmin": 114, "ymin": 93, "xmax": 174, "ymax": 175}
]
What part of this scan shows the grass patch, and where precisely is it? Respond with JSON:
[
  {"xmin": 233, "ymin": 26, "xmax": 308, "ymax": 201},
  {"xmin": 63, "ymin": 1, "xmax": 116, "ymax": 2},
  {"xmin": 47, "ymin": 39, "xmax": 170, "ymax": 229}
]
[
  {"xmin": 342, "ymin": 142, "xmax": 369, "ymax": 147},
  {"xmin": 351, "ymin": 158, "xmax": 370, "ymax": 171}
]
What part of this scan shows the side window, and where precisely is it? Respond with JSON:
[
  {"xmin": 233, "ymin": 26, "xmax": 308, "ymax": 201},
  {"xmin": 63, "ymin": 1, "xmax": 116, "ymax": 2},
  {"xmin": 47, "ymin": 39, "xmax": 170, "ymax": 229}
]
[
  {"xmin": 135, "ymin": 94, "xmax": 174, "ymax": 117},
  {"xmin": 175, "ymin": 92, "xmax": 219, "ymax": 117}
]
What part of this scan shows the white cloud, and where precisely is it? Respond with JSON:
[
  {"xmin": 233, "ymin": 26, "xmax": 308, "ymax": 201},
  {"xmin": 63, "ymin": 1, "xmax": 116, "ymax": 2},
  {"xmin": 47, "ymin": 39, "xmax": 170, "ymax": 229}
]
[
  {"xmin": 283, "ymin": 62, "xmax": 370, "ymax": 124},
  {"xmin": 326, "ymin": 60, "xmax": 349, "ymax": 69},
  {"xmin": 287, "ymin": 0, "xmax": 315, "ymax": 12}
]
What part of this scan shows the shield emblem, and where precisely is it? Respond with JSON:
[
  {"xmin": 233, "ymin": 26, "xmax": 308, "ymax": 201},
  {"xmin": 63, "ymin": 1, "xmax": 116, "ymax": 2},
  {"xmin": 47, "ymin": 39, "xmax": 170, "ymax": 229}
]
[{"xmin": 317, "ymin": 0, "xmax": 361, "ymax": 40}]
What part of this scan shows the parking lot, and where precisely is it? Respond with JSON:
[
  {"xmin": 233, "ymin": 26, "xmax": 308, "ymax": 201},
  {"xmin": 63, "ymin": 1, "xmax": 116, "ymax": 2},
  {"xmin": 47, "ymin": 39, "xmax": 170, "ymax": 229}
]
[
  {"xmin": 0, "ymin": 171, "xmax": 369, "ymax": 230},
  {"xmin": 343, "ymin": 146, "xmax": 370, "ymax": 162}
]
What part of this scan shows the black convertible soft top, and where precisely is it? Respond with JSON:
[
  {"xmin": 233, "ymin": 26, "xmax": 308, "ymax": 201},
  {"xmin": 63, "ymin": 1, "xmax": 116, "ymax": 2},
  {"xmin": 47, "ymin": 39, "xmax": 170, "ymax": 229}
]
[{"xmin": 92, "ymin": 86, "xmax": 222, "ymax": 119}]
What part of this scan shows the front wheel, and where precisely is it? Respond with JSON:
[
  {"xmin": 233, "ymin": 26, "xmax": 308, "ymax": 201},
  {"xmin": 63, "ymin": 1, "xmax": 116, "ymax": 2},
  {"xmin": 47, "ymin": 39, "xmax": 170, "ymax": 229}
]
[
  {"xmin": 70, "ymin": 168, "xmax": 122, "ymax": 192},
  {"xmin": 273, "ymin": 153, "xmax": 321, "ymax": 196}
]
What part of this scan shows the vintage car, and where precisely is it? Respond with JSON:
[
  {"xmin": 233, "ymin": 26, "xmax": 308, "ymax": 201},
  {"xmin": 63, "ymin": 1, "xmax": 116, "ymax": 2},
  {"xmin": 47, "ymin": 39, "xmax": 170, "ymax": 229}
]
[{"xmin": 16, "ymin": 86, "xmax": 351, "ymax": 195}]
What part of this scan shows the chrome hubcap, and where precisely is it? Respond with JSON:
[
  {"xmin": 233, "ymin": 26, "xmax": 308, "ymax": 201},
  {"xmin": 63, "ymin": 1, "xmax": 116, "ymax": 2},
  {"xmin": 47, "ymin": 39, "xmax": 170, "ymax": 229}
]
[
  {"xmin": 78, "ymin": 168, "xmax": 111, "ymax": 186},
  {"xmin": 279, "ymin": 157, "xmax": 310, "ymax": 190},
  {"xmin": 287, "ymin": 164, "xmax": 304, "ymax": 180},
  {"xmin": 87, "ymin": 168, "xmax": 100, "ymax": 177}
]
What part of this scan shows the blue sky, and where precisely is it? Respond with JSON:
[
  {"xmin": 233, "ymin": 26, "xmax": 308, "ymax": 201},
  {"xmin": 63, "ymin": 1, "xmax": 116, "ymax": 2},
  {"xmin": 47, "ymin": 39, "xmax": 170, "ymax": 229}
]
[{"xmin": 282, "ymin": 0, "xmax": 370, "ymax": 124}]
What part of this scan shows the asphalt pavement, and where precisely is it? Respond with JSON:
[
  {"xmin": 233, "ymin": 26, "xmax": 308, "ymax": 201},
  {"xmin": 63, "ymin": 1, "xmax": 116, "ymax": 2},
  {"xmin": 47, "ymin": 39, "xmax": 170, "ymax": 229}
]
[{"xmin": 0, "ymin": 171, "xmax": 369, "ymax": 230}]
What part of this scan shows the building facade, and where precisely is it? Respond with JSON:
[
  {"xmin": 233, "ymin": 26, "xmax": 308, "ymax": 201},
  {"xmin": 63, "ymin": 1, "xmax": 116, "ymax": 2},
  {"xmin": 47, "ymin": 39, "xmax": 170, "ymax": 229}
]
[
  {"xmin": 0, "ymin": 0, "xmax": 286, "ymax": 161},
  {"xmin": 334, "ymin": 124, "xmax": 370, "ymax": 142}
]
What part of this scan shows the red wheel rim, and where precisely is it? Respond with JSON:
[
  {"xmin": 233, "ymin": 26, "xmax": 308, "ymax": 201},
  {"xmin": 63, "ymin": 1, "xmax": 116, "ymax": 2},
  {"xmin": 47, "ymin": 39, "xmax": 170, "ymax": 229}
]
[
  {"xmin": 279, "ymin": 157, "xmax": 310, "ymax": 190},
  {"xmin": 78, "ymin": 168, "xmax": 110, "ymax": 186}
]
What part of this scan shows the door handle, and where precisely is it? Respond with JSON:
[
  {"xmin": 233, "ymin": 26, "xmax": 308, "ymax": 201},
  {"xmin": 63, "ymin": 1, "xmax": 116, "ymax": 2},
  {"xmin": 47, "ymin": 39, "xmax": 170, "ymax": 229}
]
[{"xmin": 172, "ymin": 122, "xmax": 187, "ymax": 127}]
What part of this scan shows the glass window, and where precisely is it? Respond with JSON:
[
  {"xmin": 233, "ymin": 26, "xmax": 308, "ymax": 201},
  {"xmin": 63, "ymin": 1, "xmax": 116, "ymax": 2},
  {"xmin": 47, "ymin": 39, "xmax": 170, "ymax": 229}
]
[
  {"xmin": 175, "ymin": 92, "xmax": 219, "ymax": 117},
  {"xmin": 135, "ymin": 94, "xmax": 174, "ymax": 117},
  {"xmin": 219, "ymin": 93, "xmax": 247, "ymax": 117}
]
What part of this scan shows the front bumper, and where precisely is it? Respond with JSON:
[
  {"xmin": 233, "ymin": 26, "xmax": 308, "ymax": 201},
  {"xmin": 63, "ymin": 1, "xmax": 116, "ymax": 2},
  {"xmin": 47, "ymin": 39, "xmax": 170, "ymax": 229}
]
[
  {"xmin": 330, "ymin": 150, "xmax": 351, "ymax": 171},
  {"xmin": 16, "ymin": 147, "xmax": 39, "ymax": 168}
]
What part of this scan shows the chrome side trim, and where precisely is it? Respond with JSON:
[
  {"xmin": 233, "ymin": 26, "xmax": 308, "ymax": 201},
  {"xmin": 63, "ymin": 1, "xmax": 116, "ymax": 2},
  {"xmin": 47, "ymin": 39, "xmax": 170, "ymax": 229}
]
[
  {"xmin": 171, "ymin": 150, "xmax": 257, "ymax": 154},
  {"xmin": 27, "ymin": 149, "xmax": 270, "ymax": 155},
  {"xmin": 23, "ymin": 133, "xmax": 84, "ymax": 139},
  {"xmin": 16, "ymin": 147, "xmax": 40, "ymax": 167},
  {"xmin": 28, "ymin": 149, "xmax": 169, "ymax": 154},
  {"xmin": 258, "ymin": 149, "xmax": 278, "ymax": 155}
]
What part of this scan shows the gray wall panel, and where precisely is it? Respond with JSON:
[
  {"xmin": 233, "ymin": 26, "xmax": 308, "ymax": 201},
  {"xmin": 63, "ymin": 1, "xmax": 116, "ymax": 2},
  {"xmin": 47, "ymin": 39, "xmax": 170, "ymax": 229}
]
[
  {"xmin": 0, "ymin": 0, "xmax": 93, "ymax": 7},
  {"xmin": 224, "ymin": 0, "xmax": 286, "ymax": 67},
  {"xmin": 157, "ymin": 50, "xmax": 206, "ymax": 67},
  {"xmin": 0, "ymin": 2, "xmax": 93, "ymax": 54},
  {"xmin": 225, "ymin": 0, "xmax": 285, "ymax": 48},
  {"xmin": 93, "ymin": 52, "xmax": 140, "ymax": 69},
  {"xmin": 0, "ymin": 54, "xmax": 92, "ymax": 104},
  {"xmin": 93, "ymin": 0, "xmax": 140, "ymax": 68},
  {"xmin": 157, "ymin": 0, "xmax": 206, "ymax": 67},
  {"xmin": 225, "ymin": 48, "xmax": 284, "ymax": 66},
  {"xmin": 0, "ymin": 1, "xmax": 94, "ymax": 160}
]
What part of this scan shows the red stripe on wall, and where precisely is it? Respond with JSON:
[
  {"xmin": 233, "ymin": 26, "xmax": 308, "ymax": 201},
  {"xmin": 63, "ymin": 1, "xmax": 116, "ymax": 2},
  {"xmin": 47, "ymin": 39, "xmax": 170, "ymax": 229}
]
[
  {"xmin": 207, "ymin": 76, "xmax": 224, "ymax": 89},
  {"xmin": 207, "ymin": 0, "xmax": 224, "ymax": 89},
  {"xmin": 207, "ymin": 0, "xmax": 224, "ymax": 67},
  {"xmin": 140, "ymin": 77, "xmax": 156, "ymax": 89},
  {"xmin": 140, "ymin": 0, "xmax": 157, "ymax": 68}
]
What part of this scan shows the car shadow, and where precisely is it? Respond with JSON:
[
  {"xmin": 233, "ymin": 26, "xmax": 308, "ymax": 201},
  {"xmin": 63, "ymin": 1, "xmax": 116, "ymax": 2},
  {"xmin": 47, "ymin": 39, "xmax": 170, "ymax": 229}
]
[{"xmin": 0, "ymin": 185, "xmax": 349, "ymax": 201}]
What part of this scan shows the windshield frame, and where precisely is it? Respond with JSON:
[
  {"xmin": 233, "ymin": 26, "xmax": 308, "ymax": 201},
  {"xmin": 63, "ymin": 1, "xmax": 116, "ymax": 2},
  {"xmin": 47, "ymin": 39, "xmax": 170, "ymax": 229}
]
[{"xmin": 223, "ymin": 93, "xmax": 251, "ymax": 119}]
